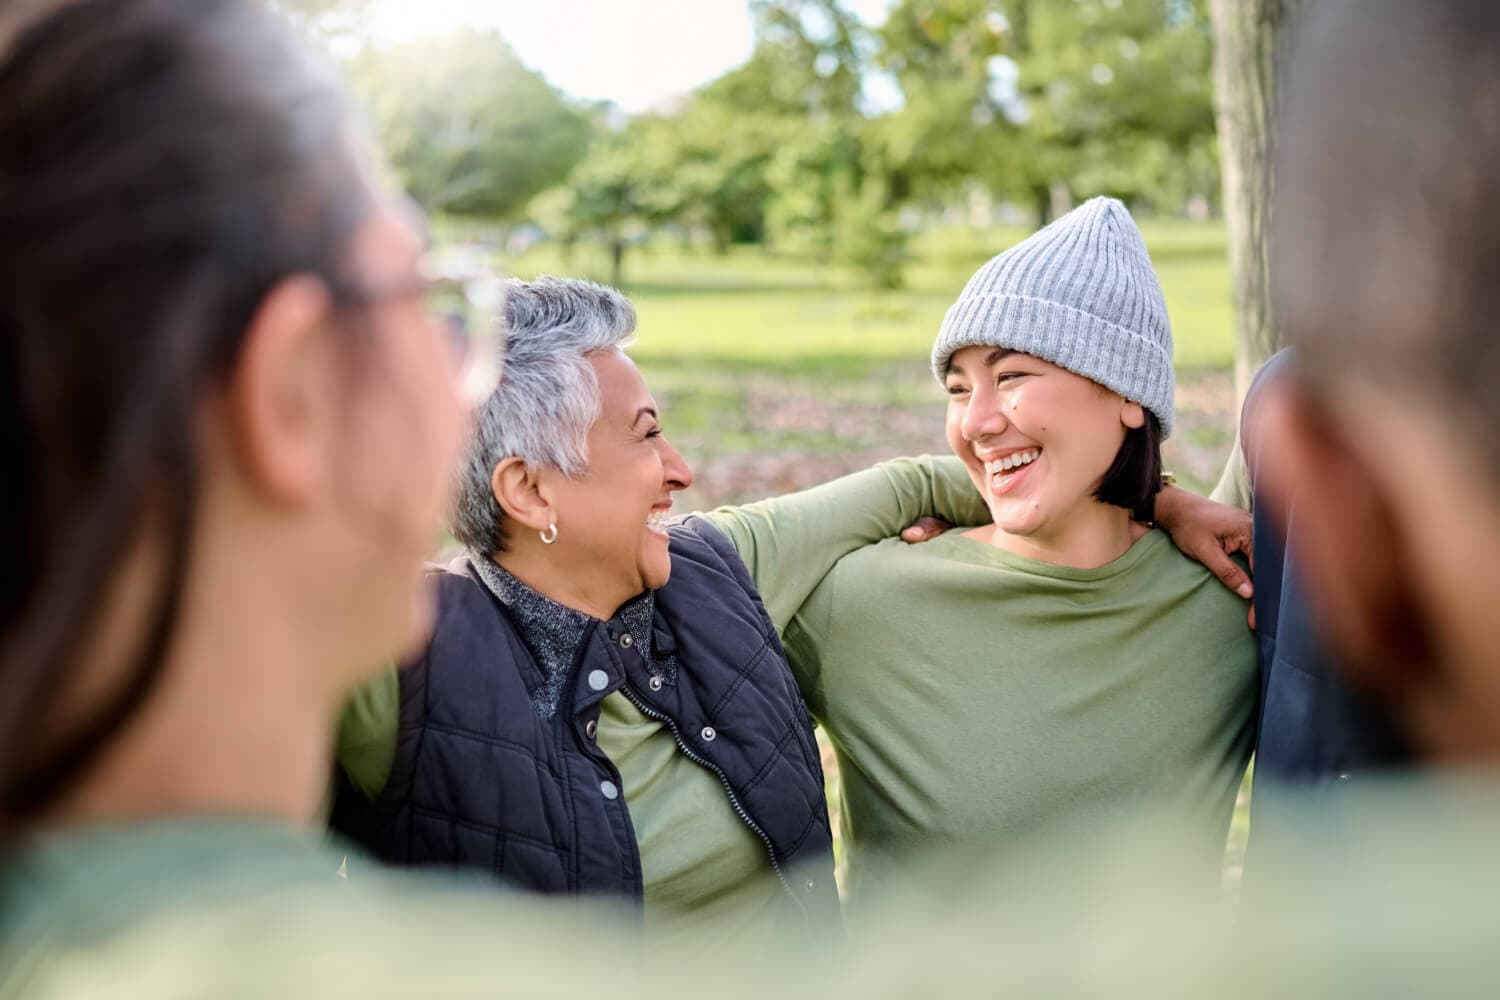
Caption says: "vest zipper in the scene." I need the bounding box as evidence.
[616,683,803,911]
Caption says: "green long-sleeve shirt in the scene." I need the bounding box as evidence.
[704,465,1257,908]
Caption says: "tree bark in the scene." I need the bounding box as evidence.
[1032,184,1053,228]
[610,238,626,289]
[1209,0,1299,398]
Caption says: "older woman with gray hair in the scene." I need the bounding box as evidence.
[332,276,986,946]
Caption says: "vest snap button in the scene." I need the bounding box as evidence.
[600,780,619,800]
[648,675,664,692]
[585,719,597,740]
[701,726,717,742]
[587,669,609,692]
[618,633,633,649]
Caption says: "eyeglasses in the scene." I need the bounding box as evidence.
[332,249,506,407]
[418,250,506,406]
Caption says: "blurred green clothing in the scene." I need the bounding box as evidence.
[0,815,646,999]
[707,465,1257,907]
[7,784,1500,997]
[701,456,989,632]
[0,818,351,936]
[336,456,982,930]
[0,818,366,995]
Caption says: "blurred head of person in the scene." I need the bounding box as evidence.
[930,198,1169,568]
[1262,0,1500,759]
[452,277,694,620]
[0,0,476,835]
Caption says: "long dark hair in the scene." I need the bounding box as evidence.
[0,0,370,834]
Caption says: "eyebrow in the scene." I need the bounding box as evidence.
[631,406,659,429]
[946,348,1018,378]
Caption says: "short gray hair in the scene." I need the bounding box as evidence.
[452,276,637,553]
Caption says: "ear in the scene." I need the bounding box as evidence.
[1119,399,1146,430]
[490,457,555,536]
[1256,382,1436,705]
[225,275,338,504]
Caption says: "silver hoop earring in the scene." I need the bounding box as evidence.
[539,523,558,545]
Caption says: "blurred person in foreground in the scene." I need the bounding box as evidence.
[1209,349,1413,851]
[332,275,1251,943]
[1254,0,1500,769]
[1169,0,1496,904]
[0,0,640,993]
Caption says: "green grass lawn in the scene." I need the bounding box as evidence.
[503,219,1236,376]
[502,220,1241,497]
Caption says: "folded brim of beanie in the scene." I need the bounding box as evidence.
[931,292,1176,439]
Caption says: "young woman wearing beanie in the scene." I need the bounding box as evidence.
[705,198,1257,907]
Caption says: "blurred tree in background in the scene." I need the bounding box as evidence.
[349,29,591,222]
[1210,0,1298,395]
[298,1,1225,291]
[873,0,1216,223]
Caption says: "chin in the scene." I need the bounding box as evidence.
[642,563,672,592]
[993,509,1046,538]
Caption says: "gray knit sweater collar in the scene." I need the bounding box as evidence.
[467,555,659,720]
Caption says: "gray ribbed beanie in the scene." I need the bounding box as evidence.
[930,197,1175,437]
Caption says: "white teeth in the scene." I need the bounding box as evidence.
[983,450,1039,476]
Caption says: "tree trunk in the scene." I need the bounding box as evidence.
[1032,185,1053,228]
[609,238,626,289]
[1209,0,1298,398]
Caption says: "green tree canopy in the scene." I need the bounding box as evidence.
[877,0,1216,221]
[350,28,592,221]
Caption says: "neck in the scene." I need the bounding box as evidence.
[985,499,1145,569]
[494,542,624,621]
[50,519,351,832]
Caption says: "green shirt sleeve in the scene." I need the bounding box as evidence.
[1209,427,1253,512]
[700,454,987,633]
[335,667,400,803]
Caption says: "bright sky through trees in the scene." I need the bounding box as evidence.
[369,0,895,112]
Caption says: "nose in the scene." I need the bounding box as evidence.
[961,384,1008,443]
[661,436,694,492]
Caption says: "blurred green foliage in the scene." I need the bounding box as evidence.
[330,0,1220,290]
[349,29,592,220]
[502,219,1235,374]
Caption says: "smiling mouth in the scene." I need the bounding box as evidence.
[646,508,673,537]
[982,449,1041,492]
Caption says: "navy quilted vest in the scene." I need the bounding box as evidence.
[332,517,840,926]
